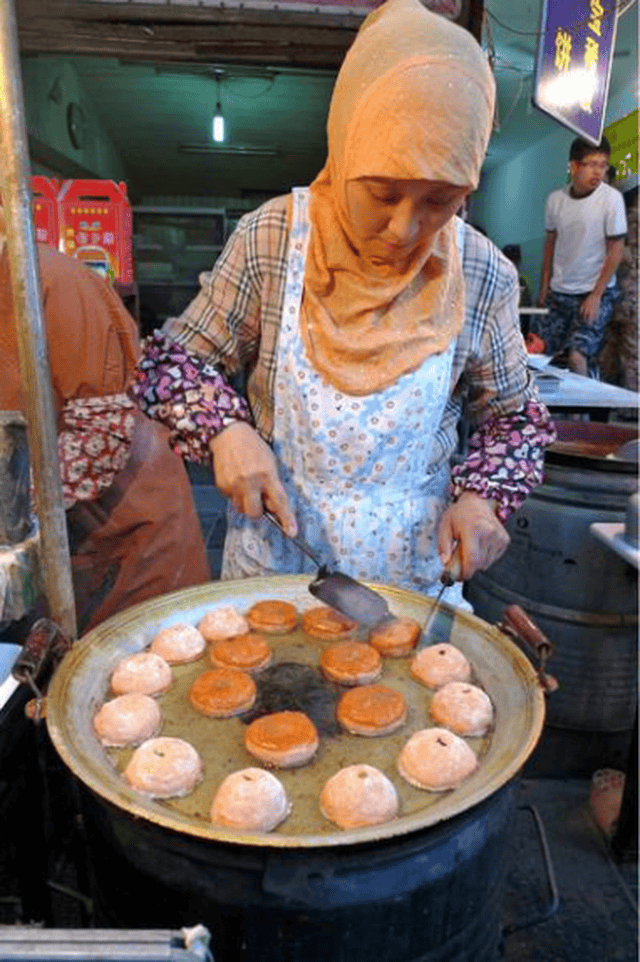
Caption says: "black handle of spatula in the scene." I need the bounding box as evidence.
[263,510,325,569]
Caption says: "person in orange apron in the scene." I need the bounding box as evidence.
[131,0,556,596]
[0,235,210,635]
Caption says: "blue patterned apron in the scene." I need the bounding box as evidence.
[222,188,465,606]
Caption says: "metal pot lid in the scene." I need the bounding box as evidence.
[46,576,545,849]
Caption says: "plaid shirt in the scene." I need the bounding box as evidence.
[163,195,292,441]
[138,195,555,520]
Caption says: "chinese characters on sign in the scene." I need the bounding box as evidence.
[533,0,618,145]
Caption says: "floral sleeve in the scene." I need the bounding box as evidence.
[449,398,557,522]
[56,396,135,508]
[129,330,252,463]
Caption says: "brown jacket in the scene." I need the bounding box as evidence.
[0,245,210,634]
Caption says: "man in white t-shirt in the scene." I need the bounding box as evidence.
[536,136,627,376]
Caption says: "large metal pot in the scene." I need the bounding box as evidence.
[47,576,545,962]
[467,421,638,743]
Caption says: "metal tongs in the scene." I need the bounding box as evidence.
[263,510,392,628]
[419,538,461,647]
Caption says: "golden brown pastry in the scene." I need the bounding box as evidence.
[301,606,358,640]
[320,641,382,685]
[368,617,421,657]
[337,683,407,736]
[189,667,257,717]
[246,600,299,635]
[244,710,320,768]
[209,633,273,673]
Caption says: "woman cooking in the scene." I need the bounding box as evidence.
[131,0,556,609]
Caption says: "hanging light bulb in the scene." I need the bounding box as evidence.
[212,72,225,144]
[213,107,225,143]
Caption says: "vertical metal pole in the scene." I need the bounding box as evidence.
[0,0,77,640]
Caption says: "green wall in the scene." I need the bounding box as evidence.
[20,57,127,183]
[468,11,638,297]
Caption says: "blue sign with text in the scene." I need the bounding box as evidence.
[533,0,618,145]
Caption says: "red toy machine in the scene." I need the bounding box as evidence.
[31,176,60,247]
[57,179,133,283]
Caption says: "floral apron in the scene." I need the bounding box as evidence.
[222,188,465,606]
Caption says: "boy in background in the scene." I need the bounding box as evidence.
[536,136,627,376]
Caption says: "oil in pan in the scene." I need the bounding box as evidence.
[105,621,492,837]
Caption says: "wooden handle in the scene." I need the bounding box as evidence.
[442,538,462,584]
[12,618,72,687]
[499,605,558,694]
[502,604,554,658]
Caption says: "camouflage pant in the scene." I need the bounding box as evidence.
[533,288,618,363]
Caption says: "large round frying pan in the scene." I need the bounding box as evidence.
[46,576,545,849]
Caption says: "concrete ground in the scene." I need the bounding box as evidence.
[502,778,637,962]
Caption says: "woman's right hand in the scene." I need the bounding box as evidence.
[209,422,298,537]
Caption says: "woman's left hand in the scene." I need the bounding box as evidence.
[437,492,510,581]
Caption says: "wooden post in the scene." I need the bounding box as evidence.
[0,0,77,640]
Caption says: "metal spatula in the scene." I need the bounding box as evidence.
[263,511,392,628]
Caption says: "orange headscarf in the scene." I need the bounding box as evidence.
[302,0,495,396]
